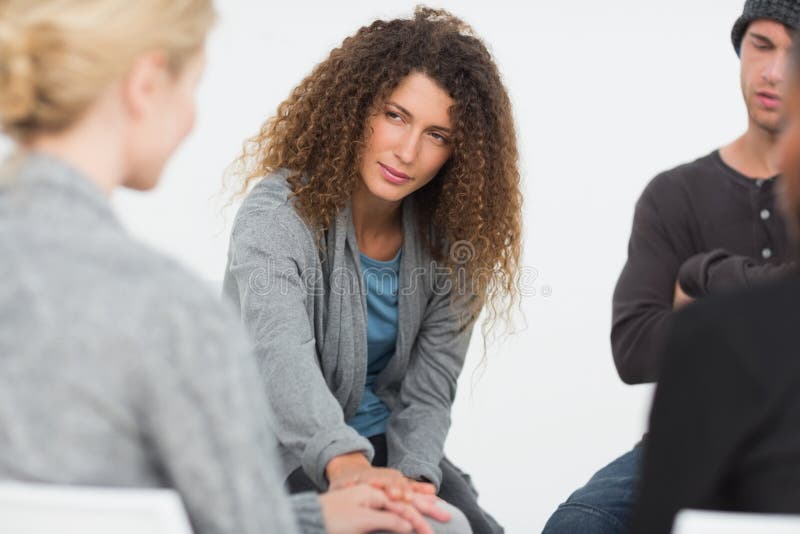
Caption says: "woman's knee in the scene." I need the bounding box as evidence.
[430,501,473,534]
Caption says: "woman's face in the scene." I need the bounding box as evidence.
[358,72,454,205]
[125,49,206,191]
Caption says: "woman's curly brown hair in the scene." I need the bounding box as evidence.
[233,6,522,331]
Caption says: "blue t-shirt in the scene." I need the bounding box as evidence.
[346,249,401,437]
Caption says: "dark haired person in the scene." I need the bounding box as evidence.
[544,1,800,532]
[223,7,522,534]
[629,30,800,533]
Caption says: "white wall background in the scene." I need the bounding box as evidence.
[0,1,749,531]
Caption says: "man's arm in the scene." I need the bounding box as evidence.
[678,249,796,297]
[611,181,691,384]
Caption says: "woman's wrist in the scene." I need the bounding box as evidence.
[325,451,371,481]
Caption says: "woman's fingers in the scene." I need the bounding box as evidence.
[331,465,438,508]
[384,500,436,534]
[410,480,437,494]
[363,471,415,501]
[324,483,453,534]
[358,484,392,507]
[410,493,452,523]
[321,485,415,534]
[348,485,431,534]
[381,478,435,502]
[358,509,415,534]
[386,484,411,501]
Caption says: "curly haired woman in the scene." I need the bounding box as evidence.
[223,7,522,533]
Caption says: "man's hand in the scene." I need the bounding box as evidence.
[673,279,695,310]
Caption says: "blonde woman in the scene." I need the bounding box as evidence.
[0,2,466,534]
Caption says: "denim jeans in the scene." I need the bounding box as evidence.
[542,443,643,534]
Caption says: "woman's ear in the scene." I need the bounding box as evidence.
[120,51,169,120]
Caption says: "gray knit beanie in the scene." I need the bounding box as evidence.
[732,0,800,55]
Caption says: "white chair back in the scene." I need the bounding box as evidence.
[0,482,193,534]
[673,509,800,533]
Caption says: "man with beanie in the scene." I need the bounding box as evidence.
[543,2,800,533]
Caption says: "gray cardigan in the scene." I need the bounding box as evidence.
[223,169,475,490]
[0,154,324,534]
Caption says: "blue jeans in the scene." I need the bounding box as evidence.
[542,443,643,534]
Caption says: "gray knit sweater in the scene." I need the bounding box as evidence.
[223,170,475,490]
[0,154,324,534]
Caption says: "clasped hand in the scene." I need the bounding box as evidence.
[321,452,449,534]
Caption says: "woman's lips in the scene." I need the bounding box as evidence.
[378,162,411,185]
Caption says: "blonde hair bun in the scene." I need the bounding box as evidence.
[0,21,38,125]
[0,0,215,142]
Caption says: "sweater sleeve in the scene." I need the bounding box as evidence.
[677,249,796,297]
[629,302,762,534]
[611,180,690,384]
[290,493,327,534]
[385,287,475,490]
[223,205,372,489]
[136,288,310,534]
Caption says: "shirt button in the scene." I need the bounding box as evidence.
[762,247,773,259]
[761,209,771,220]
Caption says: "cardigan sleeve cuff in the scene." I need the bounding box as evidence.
[290,492,326,534]
[301,425,374,490]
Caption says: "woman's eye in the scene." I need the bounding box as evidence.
[386,111,403,121]
[430,132,449,144]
